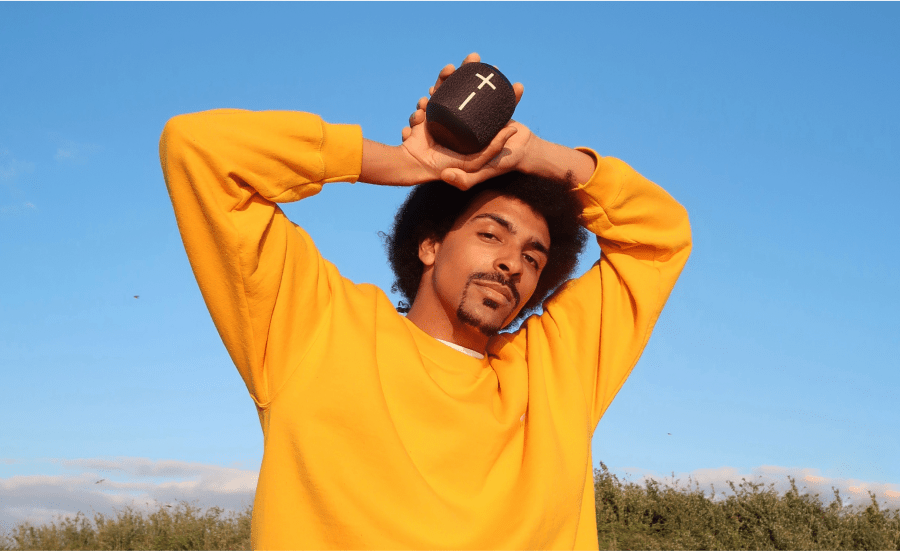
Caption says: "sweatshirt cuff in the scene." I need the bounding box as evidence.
[572,147,626,233]
[321,122,363,184]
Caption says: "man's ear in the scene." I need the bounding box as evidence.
[418,235,439,267]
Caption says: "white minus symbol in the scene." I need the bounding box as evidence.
[458,92,476,111]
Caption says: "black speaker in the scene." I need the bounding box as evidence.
[426,62,516,154]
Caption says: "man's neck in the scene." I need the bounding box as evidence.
[405,299,490,353]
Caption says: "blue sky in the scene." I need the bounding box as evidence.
[2,2,898,529]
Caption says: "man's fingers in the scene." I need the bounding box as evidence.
[432,54,481,98]
[412,96,428,129]
[401,126,412,141]
[440,168,470,190]
[432,64,456,95]
[438,64,455,81]
[440,126,517,189]
[473,126,517,167]
[513,82,524,106]
[431,54,481,100]
[461,52,480,66]
[440,163,498,191]
[408,109,425,128]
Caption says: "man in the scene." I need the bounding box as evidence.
[160,54,691,549]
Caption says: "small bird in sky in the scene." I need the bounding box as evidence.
[95,479,105,484]
[667,433,672,436]
[133,295,139,299]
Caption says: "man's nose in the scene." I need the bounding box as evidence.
[495,249,522,277]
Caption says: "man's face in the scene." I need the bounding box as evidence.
[420,192,551,338]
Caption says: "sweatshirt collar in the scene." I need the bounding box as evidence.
[435,339,485,359]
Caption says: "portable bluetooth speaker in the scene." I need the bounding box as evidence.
[426,62,517,154]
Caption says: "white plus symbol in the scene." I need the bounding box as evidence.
[476,72,496,90]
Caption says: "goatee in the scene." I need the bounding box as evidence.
[455,272,520,336]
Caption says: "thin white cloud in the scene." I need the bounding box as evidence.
[609,464,900,511]
[0,150,36,218]
[0,457,256,534]
[0,149,35,181]
[0,202,37,217]
[53,140,102,162]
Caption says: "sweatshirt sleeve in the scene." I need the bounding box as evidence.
[514,148,692,429]
[159,109,363,407]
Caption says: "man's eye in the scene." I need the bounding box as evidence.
[524,254,539,268]
[479,232,497,240]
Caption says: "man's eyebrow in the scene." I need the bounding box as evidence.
[471,213,549,255]
[528,239,549,256]
[472,213,514,233]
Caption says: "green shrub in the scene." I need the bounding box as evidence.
[594,462,900,550]
[0,501,251,550]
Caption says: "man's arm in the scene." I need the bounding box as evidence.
[507,152,692,429]
[158,76,523,406]
[159,109,363,405]
[358,133,517,187]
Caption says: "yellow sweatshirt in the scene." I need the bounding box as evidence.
[159,109,691,549]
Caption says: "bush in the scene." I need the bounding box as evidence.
[0,501,251,551]
[594,462,900,550]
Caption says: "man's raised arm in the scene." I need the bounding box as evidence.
[508,148,692,430]
[160,109,363,405]
[158,87,522,405]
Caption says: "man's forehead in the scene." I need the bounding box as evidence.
[459,192,550,245]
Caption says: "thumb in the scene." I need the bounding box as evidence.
[440,163,503,190]
[440,168,469,190]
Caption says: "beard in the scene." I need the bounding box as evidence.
[455,272,521,336]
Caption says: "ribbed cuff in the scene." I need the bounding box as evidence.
[572,147,625,213]
[321,122,363,184]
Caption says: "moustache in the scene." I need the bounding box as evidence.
[467,272,520,307]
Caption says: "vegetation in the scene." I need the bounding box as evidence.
[0,502,250,551]
[2,465,897,550]
[594,463,900,550]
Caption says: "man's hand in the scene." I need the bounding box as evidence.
[360,53,595,189]
[400,53,534,190]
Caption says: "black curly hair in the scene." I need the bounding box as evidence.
[384,171,588,324]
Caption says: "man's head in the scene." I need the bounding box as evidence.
[386,172,587,337]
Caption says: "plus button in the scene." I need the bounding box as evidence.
[475,72,496,90]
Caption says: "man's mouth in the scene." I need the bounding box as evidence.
[467,272,520,308]
[474,280,514,305]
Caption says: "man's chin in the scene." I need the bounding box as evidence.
[456,301,510,336]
